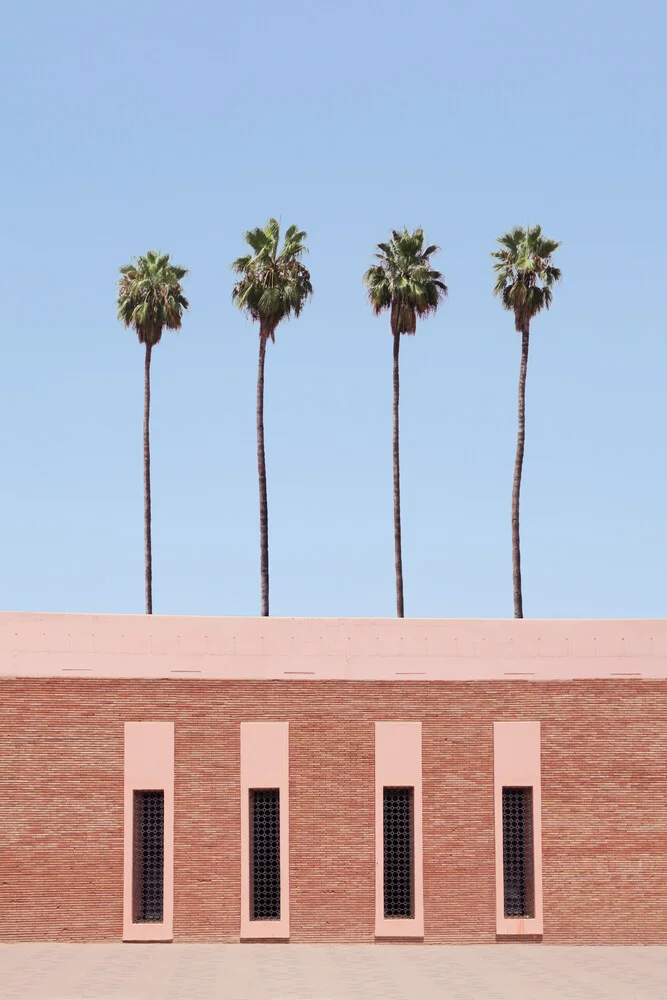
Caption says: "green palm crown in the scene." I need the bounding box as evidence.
[231,218,313,341]
[492,225,561,333]
[117,250,189,346]
[363,227,448,335]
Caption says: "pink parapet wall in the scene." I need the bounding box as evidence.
[0,612,665,681]
[123,721,174,942]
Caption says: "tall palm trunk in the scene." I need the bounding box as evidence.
[257,327,270,616]
[393,329,405,618]
[512,327,530,618]
[143,342,153,615]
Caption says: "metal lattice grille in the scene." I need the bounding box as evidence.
[383,787,414,918]
[502,786,534,918]
[133,790,164,923]
[250,789,280,920]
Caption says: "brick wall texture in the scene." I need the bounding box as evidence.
[1,678,665,944]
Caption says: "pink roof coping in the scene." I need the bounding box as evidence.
[0,611,665,681]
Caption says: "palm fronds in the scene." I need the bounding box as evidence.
[363,227,447,335]
[231,218,312,340]
[492,225,561,332]
[117,250,189,346]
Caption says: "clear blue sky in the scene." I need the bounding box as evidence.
[0,0,664,620]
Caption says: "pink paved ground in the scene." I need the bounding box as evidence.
[1,944,665,999]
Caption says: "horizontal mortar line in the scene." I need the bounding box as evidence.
[2,668,665,681]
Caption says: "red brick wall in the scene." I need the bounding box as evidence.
[1,678,665,944]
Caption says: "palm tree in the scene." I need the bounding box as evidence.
[231,219,312,617]
[364,228,447,618]
[492,225,561,618]
[117,250,189,615]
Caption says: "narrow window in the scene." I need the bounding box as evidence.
[502,787,535,918]
[133,790,164,923]
[250,789,280,920]
[383,787,414,918]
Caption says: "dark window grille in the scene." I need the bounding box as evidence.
[250,789,280,920]
[383,786,414,918]
[133,790,164,923]
[502,786,535,918]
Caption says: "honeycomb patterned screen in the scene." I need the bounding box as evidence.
[250,789,281,920]
[133,790,164,923]
[502,786,534,918]
[383,787,414,918]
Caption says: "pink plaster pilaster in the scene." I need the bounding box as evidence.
[240,722,289,940]
[123,721,174,942]
[374,722,424,938]
[493,721,543,936]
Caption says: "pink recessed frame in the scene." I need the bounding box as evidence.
[123,721,174,942]
[240,721,290,940]
[493,721,543,936]
[374,721,424,938]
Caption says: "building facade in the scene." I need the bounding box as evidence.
[1,612,666,944]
